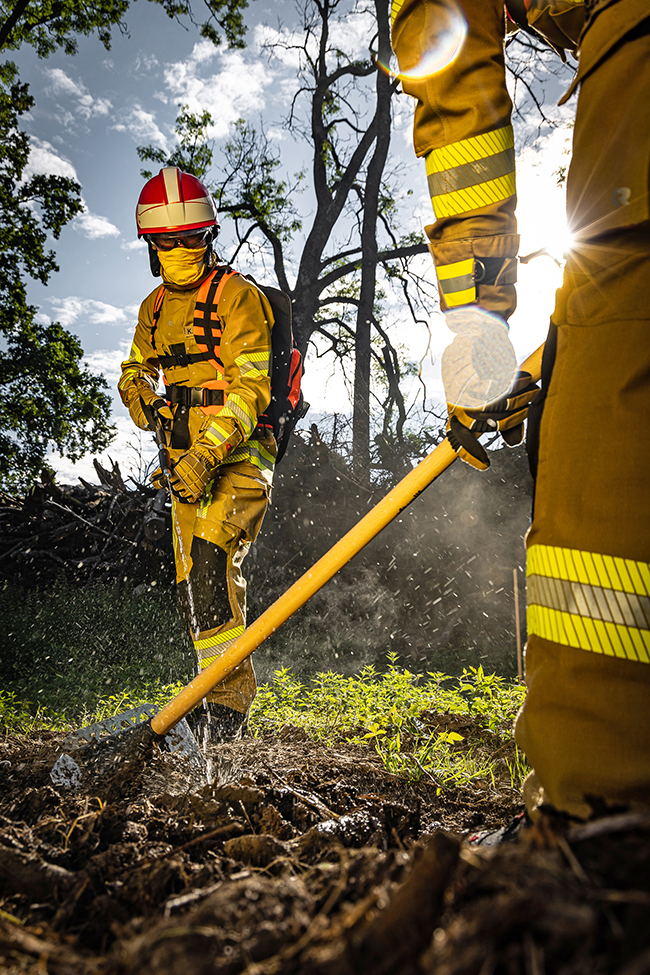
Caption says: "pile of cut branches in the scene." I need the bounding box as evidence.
[0,461,174,590]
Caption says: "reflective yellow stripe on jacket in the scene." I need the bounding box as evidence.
[425,125,516,219]
[436,257,476,308]
[527,544,650,663]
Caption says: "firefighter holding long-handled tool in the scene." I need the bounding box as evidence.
[118,167,276,745]
[391,0,650,819]
[50,2,650,792]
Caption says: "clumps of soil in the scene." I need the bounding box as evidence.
[1,727,649,974]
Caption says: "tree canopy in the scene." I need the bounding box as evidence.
[0,62,114,490]
[0,0,249,57]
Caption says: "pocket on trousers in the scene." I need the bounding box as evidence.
[224,471,269,542]
[198,469,269,547]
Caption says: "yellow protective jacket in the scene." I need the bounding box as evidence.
[391,0,650,319]
[119,264,276,482]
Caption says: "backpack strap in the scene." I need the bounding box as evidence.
[194,266,239,369]
[150,286,166,352]
[150,267,236,369]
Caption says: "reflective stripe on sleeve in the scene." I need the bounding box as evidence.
[390,0,405,30]
[436,257,476,307]
[426,126,515,218]
[129,343,145,365]
[226,441,276,480]
[118,365,143,392]
[220,393,256,437]
[235,351,271,380]
[527,544,650,663]
[205,421,231,447]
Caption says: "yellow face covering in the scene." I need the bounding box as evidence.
[158,245,208,287]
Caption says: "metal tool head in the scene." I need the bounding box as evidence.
[51,703,206,790]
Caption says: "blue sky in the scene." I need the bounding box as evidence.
[14,1,576,482]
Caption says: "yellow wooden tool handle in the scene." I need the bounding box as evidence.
[151,342,544,736]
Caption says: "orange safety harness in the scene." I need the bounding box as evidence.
[150,264,305,460]
[150,266,238,415]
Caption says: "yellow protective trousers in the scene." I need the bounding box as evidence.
[516,228,650,819]
[515,18,650,819]
[171,460,270,714]
[394,0,650,817]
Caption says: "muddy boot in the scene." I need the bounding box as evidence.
[467,810,529,847]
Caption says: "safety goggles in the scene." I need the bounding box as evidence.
[146,228,211,250]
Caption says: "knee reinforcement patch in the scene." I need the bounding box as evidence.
[176,537,232,633]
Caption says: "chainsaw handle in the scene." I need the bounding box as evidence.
[151,342,545,737]
[154,417,171,479]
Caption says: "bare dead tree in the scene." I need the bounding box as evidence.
[137,7,574,483]
[213,0,431,482]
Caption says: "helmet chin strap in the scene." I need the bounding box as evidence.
[148,241,161,278]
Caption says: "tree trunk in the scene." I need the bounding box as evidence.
[352,0,392,482]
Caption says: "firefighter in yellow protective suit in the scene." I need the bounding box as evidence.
[392,0,650,819]
[119,167,276,743]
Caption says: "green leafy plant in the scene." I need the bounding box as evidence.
[249,657,529,791]
[0,689,69,733]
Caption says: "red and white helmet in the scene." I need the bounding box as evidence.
[136,167,219,237]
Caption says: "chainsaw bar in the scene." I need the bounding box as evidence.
[51,703,206,789]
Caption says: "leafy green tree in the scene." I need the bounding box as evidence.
[0,62,114,491]
[138,107,219,181]
[0,0,248,56]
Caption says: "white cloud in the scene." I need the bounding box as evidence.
[44,67,85,99]
[73,211,121,239]
[84,339,131,382]
[253,24,303,71]
[48,415,159,487]
[24,138,78,181]
[188,39,218,65]
[23,140,122,240]
[163,48,270,139]
[48,340,158,485]
[133,53,160,73]
[43,68,112,120]
[328,7,376,59]
[254,8,375,74]
[111,104,169,149]
[122,238,147,251]
[45,297,131,329]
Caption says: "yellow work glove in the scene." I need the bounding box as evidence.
[151,447,213,502]
[446,370,541,471]
[441,306,520,471]
[441,307,517,409]
[126,378,173,432]
[168,447,215,502]
[464,370,541,445]
[151,424,243,502]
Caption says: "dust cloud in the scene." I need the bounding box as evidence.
[248,434,533,681]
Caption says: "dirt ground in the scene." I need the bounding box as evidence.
[1,726,649,975]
